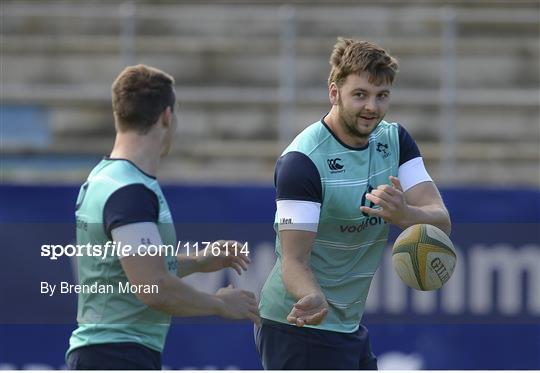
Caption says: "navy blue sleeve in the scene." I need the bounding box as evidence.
[398,124,422,166]
[103,184,159,240]
[274,151,322,203]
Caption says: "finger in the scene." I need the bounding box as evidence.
[254,316,262,327]
[296,318,305,327]
[360,206,383,217]
[290,308,314,319]
[286,306,302,323]
[304,308,328,325]
[365,193,390,210]
[242,290,256,300]
[389,176,403,192]
[237,244,251,263]
[304,313,322,325]
[370,189,393,203]
[234,256,249,271]
[286,313,298,325]
[248,311,261,326]
[226,284,234,289]
[293,301,312,310]
[248,310,261,326]
[238,254,250,266]
[241,253,251,264]
[248,302,260,314]
[377,184,397,196]
[230,262,243,275]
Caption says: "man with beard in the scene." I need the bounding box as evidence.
[256,38,451,370]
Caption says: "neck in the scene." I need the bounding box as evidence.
[109,130,161,177]
[325,106,369,148]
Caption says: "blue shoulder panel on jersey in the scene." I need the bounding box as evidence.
[398,124,421,166]
[275,151,322,203]
[103,184,159,240]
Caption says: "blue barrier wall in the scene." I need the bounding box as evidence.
[1,185,539,369]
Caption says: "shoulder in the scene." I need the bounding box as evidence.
[371,120,400,138]
[275,151,322,203]
[103,184,160,239]
[368,121,422,166]
[396,123,422,166]
[86,159,158,196]
[283,120,331,157]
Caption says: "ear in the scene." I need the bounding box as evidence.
[161,106,173,128]
[329,82,339,106]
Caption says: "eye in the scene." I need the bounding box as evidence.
[378,92,389,99]
[354,92,366,98]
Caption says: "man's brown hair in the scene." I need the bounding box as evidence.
[112,64,176,134]
[328,37,399,88]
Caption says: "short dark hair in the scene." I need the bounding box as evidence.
[112,64,176,134]
[328,37,399,87]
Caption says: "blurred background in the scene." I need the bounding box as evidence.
[2,0,539,185]
[1,0,539,370]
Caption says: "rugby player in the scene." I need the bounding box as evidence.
[256,38,451,370]
[66,65,260,370]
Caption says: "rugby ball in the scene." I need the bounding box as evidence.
[392,224,456,291]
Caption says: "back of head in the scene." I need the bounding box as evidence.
[112,64,176,134]
[328,37,399,87]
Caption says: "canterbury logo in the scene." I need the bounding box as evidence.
[327,158,344,171]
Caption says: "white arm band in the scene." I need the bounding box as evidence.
[276,200,321,232]
[111,222,163,258]
[398,157,433,192]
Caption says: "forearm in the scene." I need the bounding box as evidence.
[176,254,200,278]
[282,259,324,300]
[402,204,451,235]
[140,273,223,317]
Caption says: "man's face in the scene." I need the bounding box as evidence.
[333,72,391,141]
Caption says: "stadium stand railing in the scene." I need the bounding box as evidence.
[1,1,539,185]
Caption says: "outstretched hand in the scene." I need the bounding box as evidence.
[287,293,328,327]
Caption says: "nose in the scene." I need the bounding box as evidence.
[364,96,378,114]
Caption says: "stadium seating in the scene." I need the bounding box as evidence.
[2,1,539,185]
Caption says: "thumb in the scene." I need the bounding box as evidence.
[389,176,403,192]
[294,294,316,310]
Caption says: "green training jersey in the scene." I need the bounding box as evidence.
[260,119,407,333]
[67,158,177,355]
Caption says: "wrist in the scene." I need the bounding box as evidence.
[176,254,201,277]
[213,294,226,317]
[193,256,205,271]
[295,289,325,303]
[398,204,416,230]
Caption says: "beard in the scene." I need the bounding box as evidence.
[337,99,382,141]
